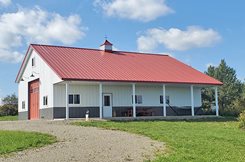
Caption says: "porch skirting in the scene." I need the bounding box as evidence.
[19,106,205,120]
[112,107,164,117]
[40,108,54,119]
[112,106,203,117]
[53,107,100,119]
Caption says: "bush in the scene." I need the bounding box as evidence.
[0,104,18,116]
[238,110,245,129]
[0,94,18,116]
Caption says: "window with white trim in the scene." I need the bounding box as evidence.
[32,57,35,67]
[69,94,80,104]
[22,101,25,109]
[132,95,143,104]
[160,95,170,104]
[43,96,48,106]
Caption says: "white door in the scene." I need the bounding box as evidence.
[103,94,112,117]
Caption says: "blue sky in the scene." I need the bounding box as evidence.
[0,0,244,99]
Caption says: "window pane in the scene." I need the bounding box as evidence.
[137,95,142,104]
[160,95,163,104]
[104,96,110,106]
[69,95,73,104]
[45,96,48,105]
[132,95,142,104]
[74,95,80,104]
[22,101,25,109]
[166,96,170,104]
[32,58,35,66]
[43,96,45,105]
[160,95,170,104]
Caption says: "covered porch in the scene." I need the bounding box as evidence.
[53,81,219,119]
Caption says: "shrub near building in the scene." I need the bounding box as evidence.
[239,110,245,129]
[0,94,18,116]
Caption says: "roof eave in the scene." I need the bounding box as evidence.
[15,45,33,83]
[61,78,223,86]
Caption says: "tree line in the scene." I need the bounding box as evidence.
[202,59,245,116]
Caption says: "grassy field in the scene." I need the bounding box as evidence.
[0,116,18,121]
[0,130,56,155]
[74,119,245,162]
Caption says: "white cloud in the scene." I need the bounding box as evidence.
[0,49,23,63]
[137,26,221,52]
[0,0,11,7]
[0,6,85,63]
[94,0,173,22]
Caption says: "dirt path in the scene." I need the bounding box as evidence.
[0,120,164,162]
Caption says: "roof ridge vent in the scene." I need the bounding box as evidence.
[100,39,113,52]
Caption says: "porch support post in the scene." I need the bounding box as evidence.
[99,83,103,118]
[190,85,194,116]
[65,82,69,120]
[132,83,136,117]
[215,86,219,116]
[163,84,166,117]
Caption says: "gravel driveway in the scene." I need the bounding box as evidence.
[0,120,164,162]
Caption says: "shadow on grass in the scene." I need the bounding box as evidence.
[107,116,238,123]
[176,117,237,122]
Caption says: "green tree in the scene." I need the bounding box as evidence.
[203,59,243,116]
[233,83,245,114]
[0,94,18,116]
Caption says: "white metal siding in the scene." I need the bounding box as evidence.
[18,78,28,112]
[53,84,202,108]
[136,85,161,106]
[166,87,201,107]
[54,84,99,107]
[103,85,132,107]
[18,50,62,112]
[130,85,201,107]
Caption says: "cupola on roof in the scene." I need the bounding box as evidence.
[100,40,113,52]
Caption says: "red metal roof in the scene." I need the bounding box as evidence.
[20,44,222,85]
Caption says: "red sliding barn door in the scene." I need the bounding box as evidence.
[29,79,40,120]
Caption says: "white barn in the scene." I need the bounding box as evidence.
[16,40,222,120]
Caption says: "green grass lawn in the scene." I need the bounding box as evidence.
[0,130,56,155]
[0,116,18,121]
[74,120,245,162]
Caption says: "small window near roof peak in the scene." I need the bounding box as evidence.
[32,57,35,67]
